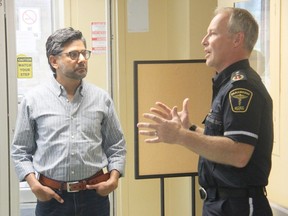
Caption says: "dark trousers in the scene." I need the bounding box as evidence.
[35,190,110,216]
[202,195,272,216]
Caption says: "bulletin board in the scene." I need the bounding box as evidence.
[134,59,214,179]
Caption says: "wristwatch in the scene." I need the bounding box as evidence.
[189,124,197,131]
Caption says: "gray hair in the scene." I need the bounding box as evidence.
[215,7,259,53]
[46,27,87,73]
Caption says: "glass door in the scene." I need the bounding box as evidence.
[14,1,63,215]
[15,0,59,102]
[1,0,18,215]
[5,0,114,215]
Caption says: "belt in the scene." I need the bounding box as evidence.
[199,186,267,201]
[39,170,110,192]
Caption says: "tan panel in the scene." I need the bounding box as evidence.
[135,60,214,177]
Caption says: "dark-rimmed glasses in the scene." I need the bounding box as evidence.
[60,50,91,60]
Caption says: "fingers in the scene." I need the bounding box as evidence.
[155,102,172,113]
[149,102,173,120]
[138,129,158,137]
[137,113,159,131]
[144,137,160,143]
[36,186,64,203]
[150,107,170,119]
[171,106,178,117]
[137,114,161,143]
[137,122,155,132]
[183,98,189,111]
[53,192,64,203]
[137,113,164,134]
[142,113,165,124]
[46,187,64,203]
[86,182,112,197]
[86,184,96,190]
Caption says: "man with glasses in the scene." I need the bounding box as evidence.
[11,27,126,216]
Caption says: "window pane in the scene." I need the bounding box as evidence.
[235,0,270,89]
[15,0,53,102]
[15,0,54,215]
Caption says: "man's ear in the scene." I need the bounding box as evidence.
[233,32,245,48]
[49,55,58,70]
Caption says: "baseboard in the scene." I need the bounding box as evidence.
[271,203,288,216]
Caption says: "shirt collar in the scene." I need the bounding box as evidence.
[48,75,84,97]
[213,59,250,88]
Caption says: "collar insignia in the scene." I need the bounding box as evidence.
[231,71,247,83]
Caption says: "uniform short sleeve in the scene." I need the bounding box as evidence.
[222,84,263,146]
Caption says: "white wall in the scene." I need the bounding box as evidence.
[268,0,288,210]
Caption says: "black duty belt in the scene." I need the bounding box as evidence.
[199,186,267,201]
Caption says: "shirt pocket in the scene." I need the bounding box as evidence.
[204,111,224,136]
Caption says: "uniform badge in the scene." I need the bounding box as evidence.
[229,88,253,113]
[231,71,247,83]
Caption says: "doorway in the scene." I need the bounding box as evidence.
[1,0,114,215]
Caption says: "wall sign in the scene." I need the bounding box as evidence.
[91,22,107,54]
[17,54,33,78]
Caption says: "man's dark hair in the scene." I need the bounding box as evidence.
[46,27,87,73]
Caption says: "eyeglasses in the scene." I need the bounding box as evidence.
[61,50,91,60]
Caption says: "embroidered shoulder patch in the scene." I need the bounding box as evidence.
[231,71,247,83]
[229,88,253,113]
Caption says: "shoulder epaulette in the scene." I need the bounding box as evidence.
[231,70,247,83]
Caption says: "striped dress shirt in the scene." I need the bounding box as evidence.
[11,76,126,182]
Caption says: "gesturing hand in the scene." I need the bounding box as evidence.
[137,106,183,144]
[150,98,191,129]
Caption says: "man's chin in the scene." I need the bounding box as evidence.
[77,70,87,78]
[205,59,211,67]
[72,73,87,80]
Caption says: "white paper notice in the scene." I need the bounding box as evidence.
[127,0,149,32]
[91,22,107,54]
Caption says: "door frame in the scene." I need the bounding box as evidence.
[2,0,116,215]
[0,0,18,215]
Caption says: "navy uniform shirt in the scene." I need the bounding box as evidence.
[198,59,273,188]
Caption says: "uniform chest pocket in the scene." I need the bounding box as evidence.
[204,112,224,136]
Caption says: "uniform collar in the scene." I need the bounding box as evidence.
[213,59,250,88]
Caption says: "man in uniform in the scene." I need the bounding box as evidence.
[137,7,273,216]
